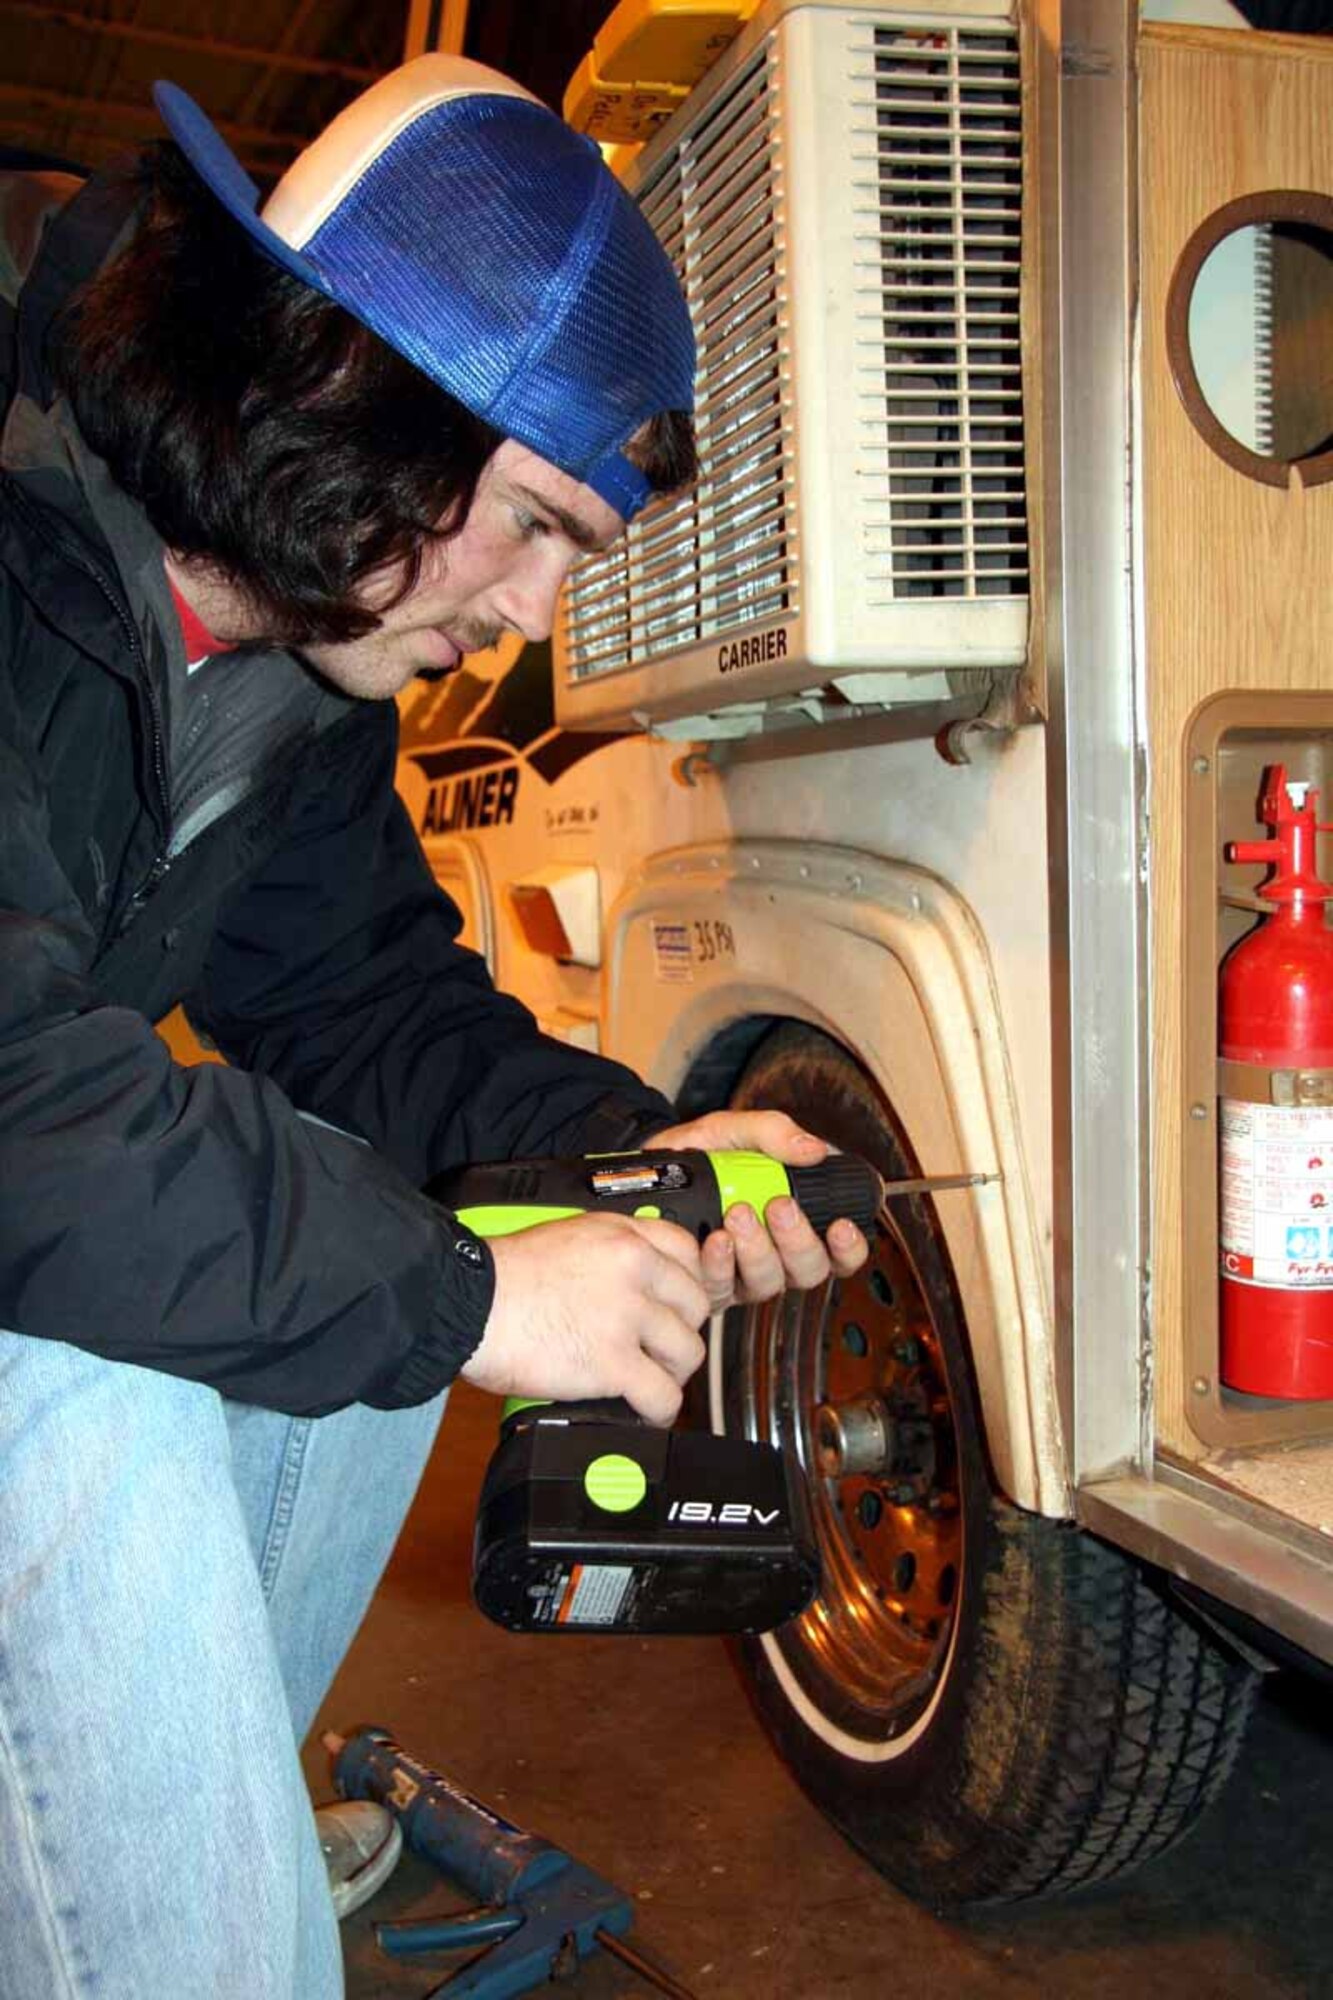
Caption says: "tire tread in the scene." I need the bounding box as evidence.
[962,1526,1260,1904]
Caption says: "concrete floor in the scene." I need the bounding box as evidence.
[305,1383,1333,2000]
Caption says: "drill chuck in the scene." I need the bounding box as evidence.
[785,1155,883,1233]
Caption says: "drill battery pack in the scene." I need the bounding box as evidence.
[473,1401,820,1636]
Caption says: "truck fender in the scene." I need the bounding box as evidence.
[603,837,1066,1515]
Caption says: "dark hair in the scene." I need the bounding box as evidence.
[628,407,697,494]
[57,145,698,644]
[55,145,501,643]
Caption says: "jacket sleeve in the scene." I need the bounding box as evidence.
[189,702,679,1188]
[0,693,498,1417]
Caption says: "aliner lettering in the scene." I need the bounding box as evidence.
[421,763,520,835]
[717,627,788,674]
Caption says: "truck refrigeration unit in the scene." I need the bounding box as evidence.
[394,0,1333,1908]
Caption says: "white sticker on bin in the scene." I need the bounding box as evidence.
[1221,1098,1333,1288]
[651,921,693,983]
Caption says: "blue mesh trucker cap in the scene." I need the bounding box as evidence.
[153,56,696,522]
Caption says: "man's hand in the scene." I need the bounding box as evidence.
[460,1211,709,1425]
[644,1109,872,1313]
[458,1110,872,1426]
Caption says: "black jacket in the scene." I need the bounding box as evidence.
[0,163,675,1416]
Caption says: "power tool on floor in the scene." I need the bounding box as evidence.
[330,1723,698,1999]
[426,1146,883,1638]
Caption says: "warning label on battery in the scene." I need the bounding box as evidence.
[558,1563,634,1626]
[1221,1098,1333,1287]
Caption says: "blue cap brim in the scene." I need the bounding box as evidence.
[153,82,328,296]
[152,78,683,523]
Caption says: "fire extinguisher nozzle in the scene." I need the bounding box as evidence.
[1227,839,1281,865]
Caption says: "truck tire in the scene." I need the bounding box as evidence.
[714,1020,1261,1908]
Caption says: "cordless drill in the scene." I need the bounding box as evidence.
[426,1147,882,1638]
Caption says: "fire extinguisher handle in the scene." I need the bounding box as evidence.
[1228,838,1282,863]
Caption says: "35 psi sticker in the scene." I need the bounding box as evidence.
[651,917,739,982]
[691,919,735,964]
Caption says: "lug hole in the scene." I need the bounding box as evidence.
[856,1489,884,1530]
[868,1268,896,1308]
[842,1322,869,1358]
[893,1551,916,1593]
[937,1564,957,1607]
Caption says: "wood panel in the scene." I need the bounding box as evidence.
[1141,24,1333,1454]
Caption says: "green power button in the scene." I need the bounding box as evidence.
[584,1452,648,1513]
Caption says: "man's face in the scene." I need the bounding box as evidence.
[298,439,625,699]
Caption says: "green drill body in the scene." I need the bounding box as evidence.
[431,1145,881,1244]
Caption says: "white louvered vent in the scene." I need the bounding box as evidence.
[858,22,1027,602]
[562,44,792,682]
[557,2,1028,735]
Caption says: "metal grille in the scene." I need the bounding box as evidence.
[857,21,1027,601]
[1254,222,1275,458]
[562,46,794,682]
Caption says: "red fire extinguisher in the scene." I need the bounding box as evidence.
[1219,764,1333,1397]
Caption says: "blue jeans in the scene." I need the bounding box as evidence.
[0,1330,448,1999]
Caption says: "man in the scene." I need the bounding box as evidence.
[0,56,867,1999]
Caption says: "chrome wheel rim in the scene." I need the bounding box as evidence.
[734,1207,964,1737]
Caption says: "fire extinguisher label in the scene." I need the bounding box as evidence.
[1220,1098,1333,1287]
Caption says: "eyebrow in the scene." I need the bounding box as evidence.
[510,482,614,553]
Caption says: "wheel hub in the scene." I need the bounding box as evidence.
[813,1390,938,1488]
